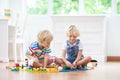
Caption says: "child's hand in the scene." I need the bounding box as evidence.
[65,61,72,68]
[73,61,77,67]
[71,65,76,69]
[39,55,44,58]
[31,57,39,63]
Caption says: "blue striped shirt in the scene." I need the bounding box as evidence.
[26,41,51,57]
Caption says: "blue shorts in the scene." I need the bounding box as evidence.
[66,58,75,63]
[67,55,84,63]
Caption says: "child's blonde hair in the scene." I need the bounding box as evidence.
[37,30,53,43]
[66,25,80,37]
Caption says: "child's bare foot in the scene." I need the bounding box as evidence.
[32,62,43,68]
[77,65,82,68]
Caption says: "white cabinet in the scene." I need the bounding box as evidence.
[0,19,9,62]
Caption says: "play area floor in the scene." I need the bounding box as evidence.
[0,62,120,80]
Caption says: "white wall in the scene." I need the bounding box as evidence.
[0,0,9,17]
[1,0,120,61]
[106,16,120,56]
[0,0,25,25]
[24,15,53,46]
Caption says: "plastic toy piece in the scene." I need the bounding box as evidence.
[21,64,24,69]
[33,68,40,71]
[46,67,58,72]
[15,63,20,67]
[11,68,18,71]
[27,67,59,72]
[25,59,28,67]
[63,64,67,70]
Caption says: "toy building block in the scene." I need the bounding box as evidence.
[63,64,67,70]
[46,67,58,72]
[25,58,28,67]
[33,68,40,71]
[15,63,20,67]
[11,67,19,71]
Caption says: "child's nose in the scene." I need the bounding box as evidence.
[70,36,74,39]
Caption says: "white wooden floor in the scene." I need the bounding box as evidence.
[0,62,120,80]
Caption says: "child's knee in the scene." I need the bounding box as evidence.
[87,56,92,62]
[56,58,64,63]
[32,62,42,68]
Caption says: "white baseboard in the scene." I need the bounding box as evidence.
[0,57,9,62]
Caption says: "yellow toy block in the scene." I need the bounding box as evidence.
[46,68,58,72]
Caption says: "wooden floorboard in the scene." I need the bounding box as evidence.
[0,62,120,80]
[107,56,120,62]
